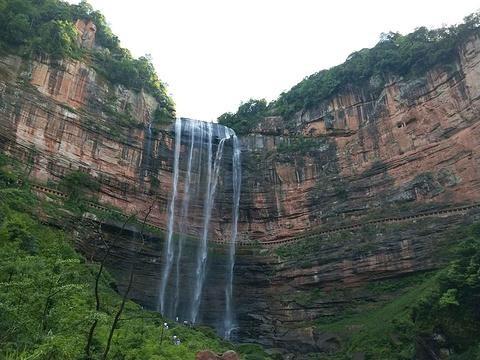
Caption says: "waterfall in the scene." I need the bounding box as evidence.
[191,125,231,324]
[154,119,241,336]
[158,118,182,315]
[190,122,213,322]
[173,120,195,317]
[224,133,241,339]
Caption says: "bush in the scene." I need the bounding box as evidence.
[0,0,175,119]
[276,136,319,155]
[219,12,480,131]
[32,19,81,59]
[2,216,38,254]
[218,99,268,135]
[58,170,100,204]
[236,343,272,360]
[0,168,17,188]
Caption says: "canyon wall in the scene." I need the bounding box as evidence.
[240,35,480,244]
[0,53,236,244]
[2,21,480,357]
[2,34,480,245]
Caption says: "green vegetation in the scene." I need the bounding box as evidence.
[59,170,100,201]
[0,0,175,123]
[218,99,268,135]
[0,0,80,59]
[275,230,353,262]
[315,275,437,360]
[316,226,480,359]
[236,344,278,360]
[276,136,320,155]
[219,12,480,133]
[0,153,269,359]
[275,218,480,359]
[410,224,480,357]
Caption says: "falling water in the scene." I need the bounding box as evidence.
[173,120,196,317]
[224,133,241,339]
[189,122,212,322]
[191,125,231,324]
[154,119,241,336]
[158,118,182,315]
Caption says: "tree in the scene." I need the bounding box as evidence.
[220,11,480,130]
[84,213,137,359]
[218,98,268,134]
[102,203,155,360]
[32,20,81,59]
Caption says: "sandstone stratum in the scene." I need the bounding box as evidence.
[1,10,480,360]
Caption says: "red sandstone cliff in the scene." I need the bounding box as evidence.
[2,22,480,357]
[1,33,480,245]
[240,34,480,244]
[0,20,175,231]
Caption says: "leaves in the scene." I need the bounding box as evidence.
[0,0,175,120]
[439,288,460,307]
[0,153,241,359]
[218,99,268,134]
[219,11,480,131]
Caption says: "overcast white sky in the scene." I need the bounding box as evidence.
[69,1,479,121]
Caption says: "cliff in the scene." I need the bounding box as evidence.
[240,35,480,244]
[0,18,179,230]
[2,17,480,358]
[4,28,480,245]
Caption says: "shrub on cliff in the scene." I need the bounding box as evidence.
[31,20,82,59]
[0,0,80,58]
[58,170,100,210]
[219,11,480,133]
[218,98,268,135]
[0,0,175,120]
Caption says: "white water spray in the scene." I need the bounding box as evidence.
[154,119,241,336]
[224,133,241,339]
[173,120,196,317]
[158,118,182,315]
[191,126,231,324]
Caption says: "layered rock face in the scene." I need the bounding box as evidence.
[3,31,480,245]
[0,47,237,244]
[240,35,480,244]
[73,205,480,356]
[0,52,175,226]
[2,20,480,357]
[234,210,480,354]
[224,34,480,356]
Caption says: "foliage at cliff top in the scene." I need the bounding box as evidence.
[0,0,175,121]
[219,11,480,134]
[218,99,268,135]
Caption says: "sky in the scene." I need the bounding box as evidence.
[68,0,479,121]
